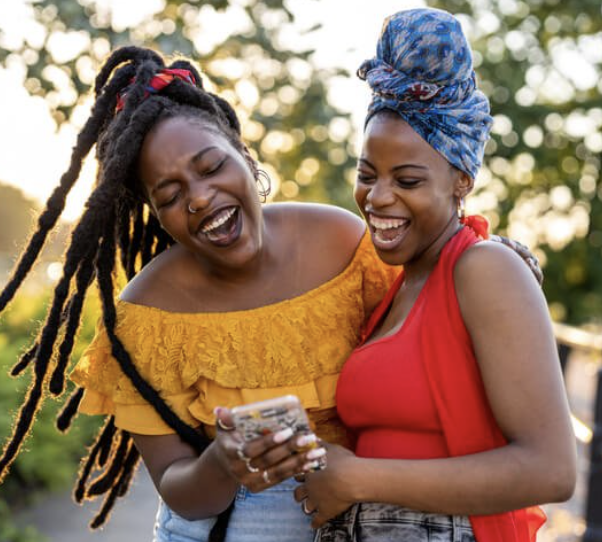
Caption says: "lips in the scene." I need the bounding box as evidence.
[367,213,411,250]
[197,205,242,246]
[200,206,237,234]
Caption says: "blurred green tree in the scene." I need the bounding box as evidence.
[0,0,600,324]
[0,0,357,209]
[430,0,602,324]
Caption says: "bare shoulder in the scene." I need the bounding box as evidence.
[453,239,549,330]
[119,245,185,306]
[266,202,366,261]
[453,240,534,287]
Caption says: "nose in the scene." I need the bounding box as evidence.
[365,178,396,210]
[188,180,216,214]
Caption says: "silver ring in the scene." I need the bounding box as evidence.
[216,418,235,432]
[302,498,313,515]
[262,470,271,484]
[245,459,259,473]
[236,441,250,461]
[236,442,259,473]
[188,203,197,214]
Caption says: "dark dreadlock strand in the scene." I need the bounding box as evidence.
[0,186,111,481]
[50,252,97,395]
[89,437,140,529]
[74,417,116,503]
[10,342,38,377]
[56,386,85,432]
[95,206,208,450]
[0,66,136,314]
[11,283,81,378]
[170,59,204,90]
[116,445,140,497]
[94,47,163,97]
[126,202,145,279]
[87,428,130,496]
[2,46,252,541]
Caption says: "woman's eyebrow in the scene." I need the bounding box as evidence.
[190,145,218,166]
[358,157,427,172]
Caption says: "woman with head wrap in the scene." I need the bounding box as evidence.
[295,8,576,542]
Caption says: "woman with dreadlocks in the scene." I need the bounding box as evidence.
[0,46,399,542]
[0,45,542,542]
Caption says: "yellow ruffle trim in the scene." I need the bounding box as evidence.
[71,230,398,438]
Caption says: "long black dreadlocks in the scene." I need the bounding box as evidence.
[0,45,252,540]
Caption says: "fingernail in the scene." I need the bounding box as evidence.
[303,460,321,472]
[213,406,222,416]
[296,433,317,448]
[273,427,294,444]
[306,447,326,460]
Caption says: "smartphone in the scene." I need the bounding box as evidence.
[231,395,311,442]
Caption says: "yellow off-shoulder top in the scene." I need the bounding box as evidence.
[70,230,398,445]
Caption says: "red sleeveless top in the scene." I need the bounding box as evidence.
[337,219,545,542]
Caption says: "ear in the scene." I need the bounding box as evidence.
[453,170,474,200]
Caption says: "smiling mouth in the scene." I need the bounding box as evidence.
[199,205,241,245]
[368,214,410,246]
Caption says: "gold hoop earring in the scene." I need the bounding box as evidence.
[256,169,272,203]
[457,197,466,220]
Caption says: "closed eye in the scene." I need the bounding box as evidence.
[357,172,376,183]
[201,158,227,177]
[396,179,421,188]
[158,191,180,208]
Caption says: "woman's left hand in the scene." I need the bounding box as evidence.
[294,443,358,528]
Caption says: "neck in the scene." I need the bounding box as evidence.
[403,213,462,286]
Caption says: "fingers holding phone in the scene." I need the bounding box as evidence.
[213,396,327,492]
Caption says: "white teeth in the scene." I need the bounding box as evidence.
[368,215,408,230]
[202,207,236,233]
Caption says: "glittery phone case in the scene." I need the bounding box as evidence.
[231,395,311,442]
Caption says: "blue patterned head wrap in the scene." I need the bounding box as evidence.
[358,8,492,179]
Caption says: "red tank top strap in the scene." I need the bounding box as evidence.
[360,269,405,344]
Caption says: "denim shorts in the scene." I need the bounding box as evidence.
[153,477,313,542]
[315,503,475,542]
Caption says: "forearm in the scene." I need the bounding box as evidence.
[349,443,574,515]
[159,441,239,520]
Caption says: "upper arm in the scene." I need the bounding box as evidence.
[454,242,574,458]
[131,432,198,491]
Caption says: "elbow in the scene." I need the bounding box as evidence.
[535,452,577,504]
[548,462,576,503]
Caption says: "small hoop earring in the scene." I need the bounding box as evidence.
[188,203,198,214]
[457,197,466,221]
[256,169,272,203]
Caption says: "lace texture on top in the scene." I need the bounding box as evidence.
[70,230,398,434]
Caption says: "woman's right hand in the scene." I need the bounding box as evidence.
[212,407,326,493]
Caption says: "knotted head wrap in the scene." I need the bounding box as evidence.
[358,8,493,179]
